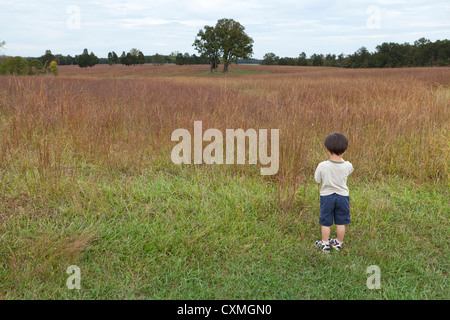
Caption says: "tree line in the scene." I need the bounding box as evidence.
[2,32,448,75]
[262,38,450,68]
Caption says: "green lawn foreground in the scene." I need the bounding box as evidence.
[0,164,448,300]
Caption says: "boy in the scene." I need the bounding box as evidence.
[314,132,354,253]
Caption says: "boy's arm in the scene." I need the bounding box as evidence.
[349,162,354,175]
[314,164,322,184]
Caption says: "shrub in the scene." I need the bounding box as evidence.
[0,56,30,75]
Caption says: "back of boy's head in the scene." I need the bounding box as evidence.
[324,132,348,155]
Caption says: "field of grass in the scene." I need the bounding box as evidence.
[0,64,448,299]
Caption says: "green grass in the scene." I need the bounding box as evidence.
[1,164,447,299]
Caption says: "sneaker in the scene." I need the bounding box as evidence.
[315,240,330,253]
[330,239,344,251]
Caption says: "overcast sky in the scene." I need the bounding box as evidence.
[1,0,449,59]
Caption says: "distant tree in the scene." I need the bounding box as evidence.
[126,52,132,66]
[120,51,128,66]
[297,52,308,66]
[175,52,185,65]
[0,56,30,75]
[152,53,165,65]
[356,47,370,67]
[88,52,98,67]
[47,61,58,75]
[324,53,336,66]
[41,50,55,67]
[278,57,296,65]
[434,39,450,66]
[137,51,145,65]
[76,49,90,68]
[183,52,192,64]
[76,49,98,68]
[413,37,432,66]
[112,51,119,64]
[129,48,141,66]
[0,40,5,50]
[107,52,114,66]
[262,52,279,65]
[29,59,44,74]
[311,53,324,66]
[214,18,253,72]
[168,51,179,64]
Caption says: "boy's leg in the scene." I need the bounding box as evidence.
[322,226,331,243]
[333,195,350,250]
[316,194,334,252]
[336,225,345,243]
[319,194,335,238]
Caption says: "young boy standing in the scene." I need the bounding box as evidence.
[314,132,354,253]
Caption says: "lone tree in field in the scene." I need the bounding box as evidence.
[193,18,253,73]
[215,18,253,72]
[193,25,221,73]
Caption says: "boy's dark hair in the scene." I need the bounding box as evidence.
[324,132,348,155]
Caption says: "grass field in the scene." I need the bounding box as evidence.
[0,64,448,299]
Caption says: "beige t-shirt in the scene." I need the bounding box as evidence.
[314,160,354,196]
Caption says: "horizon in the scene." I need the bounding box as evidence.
[1,0,449,60]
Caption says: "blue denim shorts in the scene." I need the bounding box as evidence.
[319,193,351,226]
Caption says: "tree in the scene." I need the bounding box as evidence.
[126,52,132,66]
[413,37,432,66]
[76,49,98,68]
[129,48,141,66]
[41,50,55,67]
[29,59,44,75]
[0,40,5,50]
[88,52,98,67]
[107,51,119,65]
[193,25,221,73]
[262,52,279,65]
[0,56,30,75]
[297,52,308,66]
[311,53,324,66]
[152,53,164,65]
[112,51,119,64]
[193,19,253,73]
[137,51,145,65]
[47,61,58,75]
[120,51,129,66]
[168,51,178,64]
[107,52,114,66]
[214,18,253,72]
[76,49,90,68]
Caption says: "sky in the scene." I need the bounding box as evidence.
[1,0,449,59]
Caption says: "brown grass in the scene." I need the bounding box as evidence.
[0,64,448,195]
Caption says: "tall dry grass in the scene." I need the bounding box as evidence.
[0,65,448,212]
